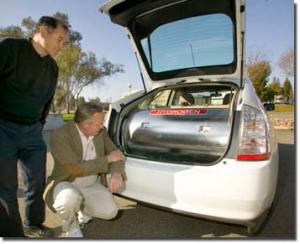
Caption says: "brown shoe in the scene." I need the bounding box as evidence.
[23,224,54,238]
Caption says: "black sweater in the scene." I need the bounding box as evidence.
[0,38,58,124]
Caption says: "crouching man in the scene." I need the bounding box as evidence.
[44,102,126,237]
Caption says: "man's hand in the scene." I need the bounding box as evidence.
[108,173,123,193]
[107,149,125,163]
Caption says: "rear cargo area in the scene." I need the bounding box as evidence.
[119,83,237,164]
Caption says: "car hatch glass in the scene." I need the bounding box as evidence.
[141,13,234,73]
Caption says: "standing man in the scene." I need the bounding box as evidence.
[0,16,68,237]
[44,102,126,237]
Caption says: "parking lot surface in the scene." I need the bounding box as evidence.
[16,128,295,239]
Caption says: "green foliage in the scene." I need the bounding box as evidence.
[0,26,24,38]
[282,78,293,101]
[264,77,282,102]
[63,113,75,121]
[247,54,271,101]
[0,16,37,39]
[56,44,124,112]
[72,52,101,100]
[88,97,101,104]
[56,45,82,82]
[21,17,37,37]
[52,85,68,113]
[77,96,86,106]
[73,55,124,100]
[99,58,125,76]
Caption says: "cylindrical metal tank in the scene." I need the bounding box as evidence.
[121,107,231,164]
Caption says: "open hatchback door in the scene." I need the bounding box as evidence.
[101,0,245,88]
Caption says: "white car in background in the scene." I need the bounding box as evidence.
[100,0,279,234]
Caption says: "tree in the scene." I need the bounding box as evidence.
[21,17,37,38]
[52,86,68,113]
[71,52,101,105]
[279,48,294,78]
[0,17,37,39]
[55,44,81,113]
[71,55,124,107]
[282,78,293,103]
[56,44,124,112]
[247,53,271,101]
[88,97,101,105]
[0,26,24,38]
[264,77,282,102]
[77,96,86,107]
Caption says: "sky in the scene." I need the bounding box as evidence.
[0,0,295,102]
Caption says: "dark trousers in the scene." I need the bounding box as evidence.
[0,119,46,237]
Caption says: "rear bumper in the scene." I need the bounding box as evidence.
[120,152,278,224]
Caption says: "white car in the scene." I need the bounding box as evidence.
[100,0,279,234]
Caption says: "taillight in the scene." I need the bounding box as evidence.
[237,105,271,161]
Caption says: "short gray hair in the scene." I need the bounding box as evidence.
[74,102,103,123]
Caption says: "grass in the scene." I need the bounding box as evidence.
[274,104,294,112]
[63,113,75,121]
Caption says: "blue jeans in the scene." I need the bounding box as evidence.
[0,119,47,237]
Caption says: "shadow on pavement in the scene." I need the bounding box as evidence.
[258,143,296,239]
[16,129,295,239]
[82,142,295,240]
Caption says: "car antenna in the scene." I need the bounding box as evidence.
[134,51,147,94]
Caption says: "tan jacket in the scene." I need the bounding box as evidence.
[43,121,125,212]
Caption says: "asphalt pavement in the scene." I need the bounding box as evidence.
[268,112,294,120]
[15,127,295,239]
[83,129,296,240]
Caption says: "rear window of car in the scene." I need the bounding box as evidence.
[139,86,235,110]
[140,13,234,73]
